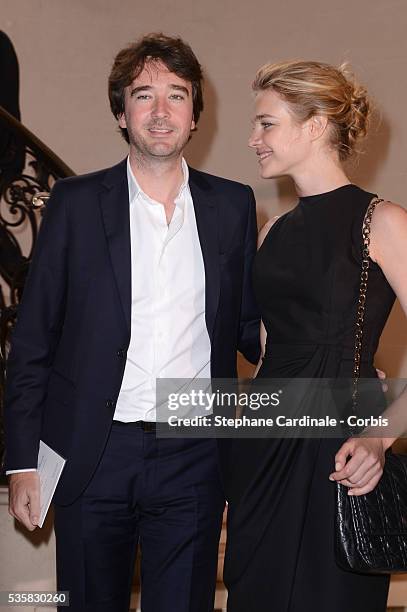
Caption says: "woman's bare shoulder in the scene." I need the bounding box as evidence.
[369,200,407,262]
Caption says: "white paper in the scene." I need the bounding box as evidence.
[37,440,66,527]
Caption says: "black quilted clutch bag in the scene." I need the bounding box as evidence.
[335,452,407,573]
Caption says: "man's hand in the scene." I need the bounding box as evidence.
[8,472,40,531]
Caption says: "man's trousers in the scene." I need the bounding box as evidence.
[54,421,225,611]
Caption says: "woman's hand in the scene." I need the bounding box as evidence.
[329,437,386,496]
[376,368,388,393]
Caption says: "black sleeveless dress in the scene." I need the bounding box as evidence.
[223,185,396,612]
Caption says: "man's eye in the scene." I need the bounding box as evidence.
[170,94,185,100]
[136,94,151,100]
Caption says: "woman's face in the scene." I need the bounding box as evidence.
[249,89,314,179]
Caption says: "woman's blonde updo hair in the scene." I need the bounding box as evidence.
[252,60,371,160]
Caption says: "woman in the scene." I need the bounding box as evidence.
[223,61,407,611]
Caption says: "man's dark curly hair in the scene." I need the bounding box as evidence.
[108,33,204,143]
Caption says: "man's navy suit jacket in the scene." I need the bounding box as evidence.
[4,159,260,505]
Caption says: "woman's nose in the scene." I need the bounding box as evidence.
[249,130,261,148]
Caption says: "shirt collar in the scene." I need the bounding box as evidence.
[127,156,189,206]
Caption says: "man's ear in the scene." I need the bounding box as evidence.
[118,113,127,129]
[191,118,196,132]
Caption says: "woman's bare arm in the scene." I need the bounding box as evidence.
[330,201,407,495]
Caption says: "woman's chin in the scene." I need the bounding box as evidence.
[259,166,280,180]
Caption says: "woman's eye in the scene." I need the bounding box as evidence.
[261,122,273,129]
[170,94,184,100]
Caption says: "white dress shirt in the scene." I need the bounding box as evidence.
[113,157,211,422]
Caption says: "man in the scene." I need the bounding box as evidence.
[5,33,260,611]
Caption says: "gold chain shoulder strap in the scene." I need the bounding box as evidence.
[352,196,384,410]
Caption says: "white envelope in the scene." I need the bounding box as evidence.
[37,441,66,527]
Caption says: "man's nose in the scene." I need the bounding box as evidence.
[152,97,170,118]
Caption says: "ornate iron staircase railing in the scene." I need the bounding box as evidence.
[0,104,75,473]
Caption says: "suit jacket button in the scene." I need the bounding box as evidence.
[106,399,114,410]
[117,349,125,358]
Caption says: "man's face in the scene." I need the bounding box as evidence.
[119,60,196,162]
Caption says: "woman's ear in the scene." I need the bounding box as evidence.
[308,114,329,141]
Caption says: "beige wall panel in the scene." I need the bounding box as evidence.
[2,0,407,374]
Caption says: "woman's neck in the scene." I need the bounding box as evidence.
[292,156,351,198]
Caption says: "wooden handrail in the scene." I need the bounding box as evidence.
[0,104,75,178]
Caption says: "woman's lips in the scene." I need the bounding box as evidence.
[257,151,273,162]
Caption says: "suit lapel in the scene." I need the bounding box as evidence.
[189,168,220,342]
[99,159,131,333]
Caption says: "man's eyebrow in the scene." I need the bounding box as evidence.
[169,84,190,96]
[129,85,153,96]
[129,84,190,96]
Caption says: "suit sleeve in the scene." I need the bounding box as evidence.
[3,180,68,471]
[237,186,261,364]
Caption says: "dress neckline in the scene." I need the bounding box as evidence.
[298,183,356,205]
